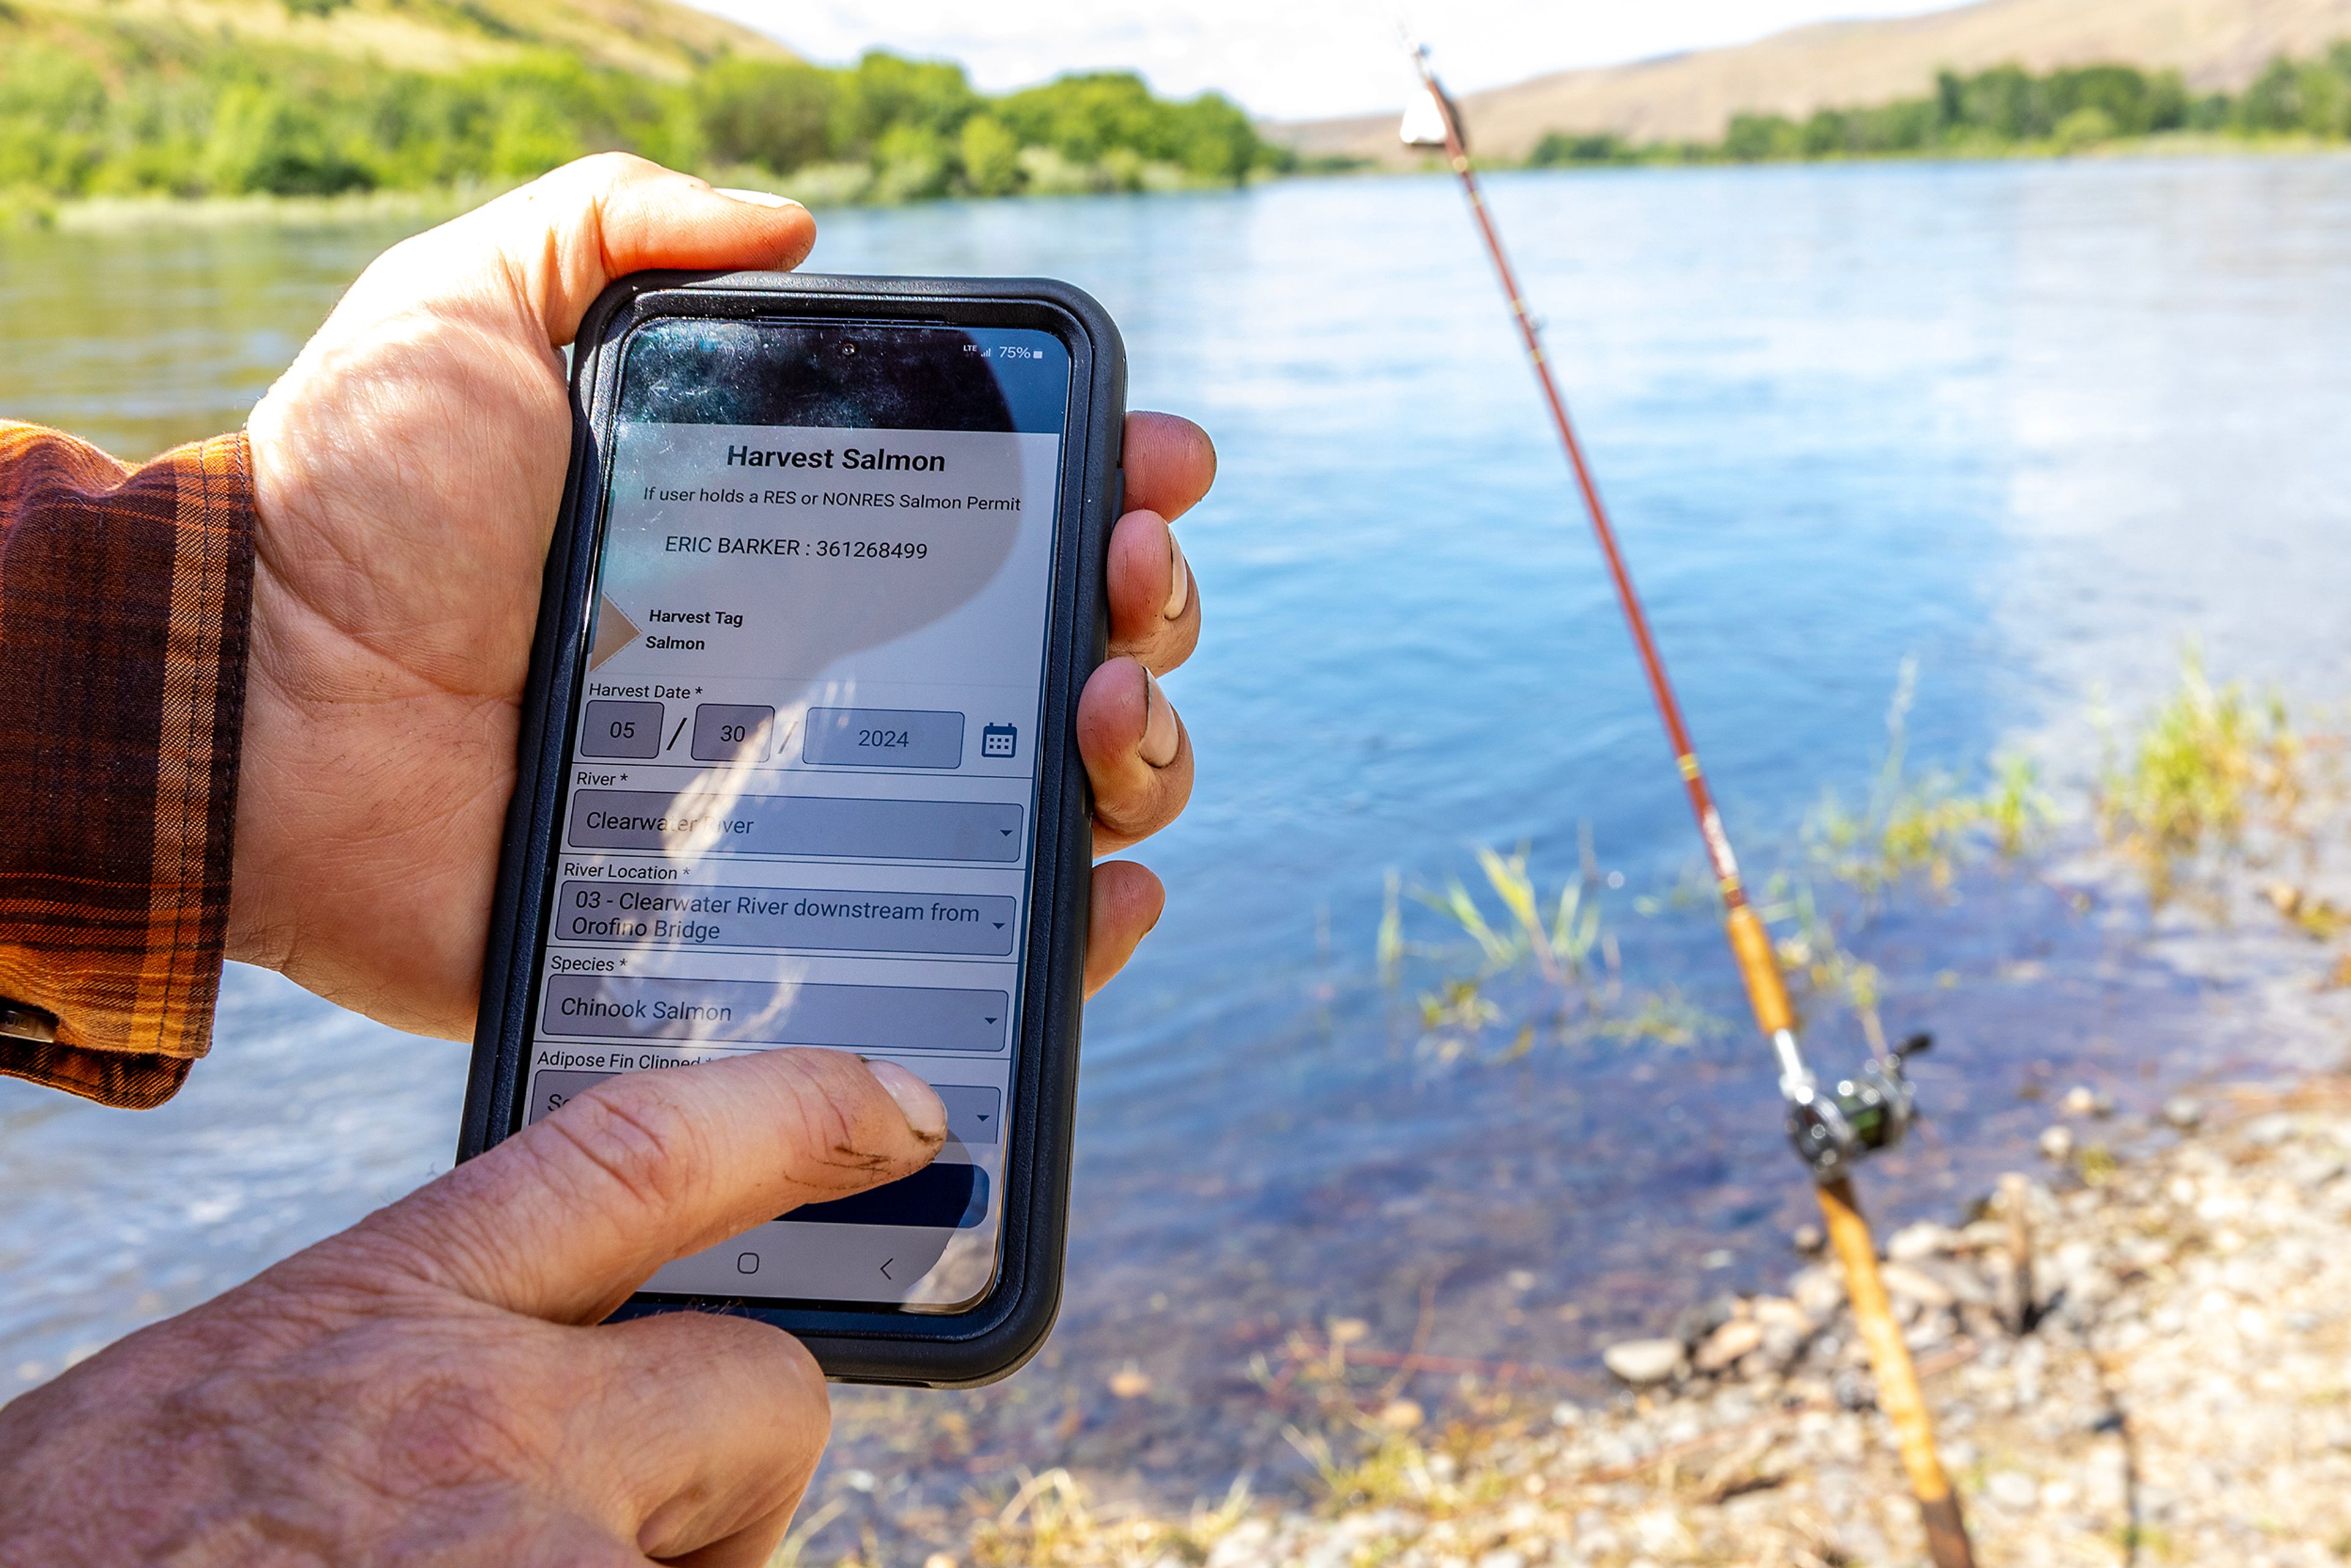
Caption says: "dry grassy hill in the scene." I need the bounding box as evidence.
[1280,0,2351,163]
[7,0,788,80]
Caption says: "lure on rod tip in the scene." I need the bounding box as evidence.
[1394,31,1978,1567]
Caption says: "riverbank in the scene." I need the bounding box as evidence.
[921,1074,2351,1568]
[0,186,500,234]
[9,133,2349,235]
[0,155,1275,233]
[1510,129,2351,172]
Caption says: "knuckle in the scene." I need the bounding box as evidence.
[1150,616,1200,672]
[1099,754,1190,838]
[569,148,656,186]
[377,1356,555,1490]
[700,1315,827,1406]
[530,1080,710,1223]
[149,1315,558,1504]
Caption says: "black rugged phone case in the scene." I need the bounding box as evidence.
[456,271,1125,1387]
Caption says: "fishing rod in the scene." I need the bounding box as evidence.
[1398,39,1976,1568]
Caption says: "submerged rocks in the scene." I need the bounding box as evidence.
[2058,1084,2115,1118]
[1600,1338,1687,1386]
[1690,1318,1764,1374]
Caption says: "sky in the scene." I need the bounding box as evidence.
[691,0,1966,122]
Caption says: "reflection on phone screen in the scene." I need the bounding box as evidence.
[525,318,1073,1311]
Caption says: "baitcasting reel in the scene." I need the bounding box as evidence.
[1782,1032,1932,1180]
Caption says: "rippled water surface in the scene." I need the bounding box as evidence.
[6,159,2351,1512]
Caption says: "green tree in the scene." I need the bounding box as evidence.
[1723,112,1800,160]
[1528,131,1629,166]
[836,51,977,159]
[999,73,1160,163]
[1935,69,1966,129]
[486,91,585,179]
[2051,105,2117,151]
[1161,92,1261,181]
[697,58,836,171]
[958,113,1022,196]
[203,83,373,195]
[2238,56,2308,131]
[1962,64,2044,138]
[0,43,111,193]
[870,121,951,201]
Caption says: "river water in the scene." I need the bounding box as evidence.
[6,157,2351,1529]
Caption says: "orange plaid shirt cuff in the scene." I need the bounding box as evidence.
[0,421,255,1109]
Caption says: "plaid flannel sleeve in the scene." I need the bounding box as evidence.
[0,421,255,1109]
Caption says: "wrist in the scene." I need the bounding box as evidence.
[0,425,255,1106]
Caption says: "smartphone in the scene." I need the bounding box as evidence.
[459,271,1125,1386]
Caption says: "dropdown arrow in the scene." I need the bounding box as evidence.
[984,1016,998,1025]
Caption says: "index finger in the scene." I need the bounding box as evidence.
[359,1049,945,1322]
[1123,411,1217,522]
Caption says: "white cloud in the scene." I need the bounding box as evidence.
[690,1,1962,121]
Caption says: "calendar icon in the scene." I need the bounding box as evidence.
[981,723,1018,759]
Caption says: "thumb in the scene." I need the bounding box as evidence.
[389,151,819,350]
[363,1049,946,1322]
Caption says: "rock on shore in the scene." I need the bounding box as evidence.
[964,1082,2351,1567]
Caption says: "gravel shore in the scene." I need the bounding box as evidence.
[954,1077,2351,1568]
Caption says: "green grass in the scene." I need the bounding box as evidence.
[1384,838,1638,1060]
[1386,650,2350,1065]
[956,1467,1256,1568]
[2094,646,2308,898]
[1807,659,2053,898]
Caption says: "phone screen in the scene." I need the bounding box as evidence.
[523,315,1074,1311]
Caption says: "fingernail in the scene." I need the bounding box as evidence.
[858,1058,947,1143]
[1163,528,1191,620]
[1141,669,1179,768]
[716,187,803,209]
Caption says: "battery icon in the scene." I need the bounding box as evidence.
[981,723,1018,759]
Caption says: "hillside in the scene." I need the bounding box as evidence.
[4,0,789,81]
[0,0,1278,210]
[1278,0,2351,164]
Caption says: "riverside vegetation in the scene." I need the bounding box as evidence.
[836,659,2351,1567]
[1385,650,2333,1070]
[1526,45,2351,168]
[0,1,1280,222]
[6,7,2342,231]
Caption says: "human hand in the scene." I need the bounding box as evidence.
[238,153,1207,1038]
[0,1049,944,1567]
